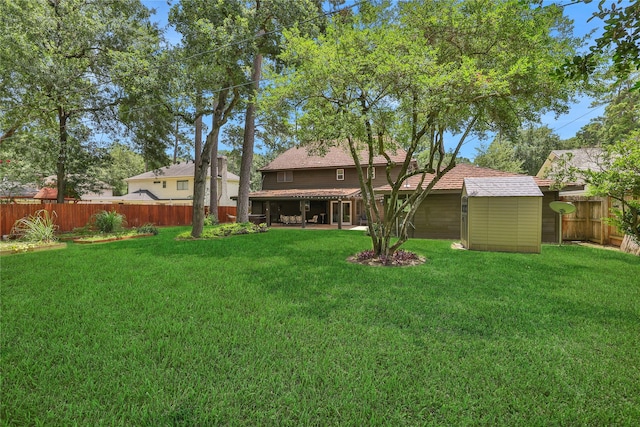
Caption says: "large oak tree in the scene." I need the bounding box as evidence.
[1,0,161,203]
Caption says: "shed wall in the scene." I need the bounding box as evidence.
[467,197,542,253]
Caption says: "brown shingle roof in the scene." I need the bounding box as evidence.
[260,145,411,171]
[378,163,555,192]
[33,187,75,201]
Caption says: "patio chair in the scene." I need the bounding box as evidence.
[307,215,319,224]
[359,214,368,226]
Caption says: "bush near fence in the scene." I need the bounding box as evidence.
[0,204,237,236]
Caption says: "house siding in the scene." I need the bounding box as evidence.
[261,167,395,191]
[128,178,192,200]
[412,194,461,240]
[127,177,238,206]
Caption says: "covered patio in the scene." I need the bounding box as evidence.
[248,188,371,229]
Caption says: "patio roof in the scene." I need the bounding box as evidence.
[248,188,362,200]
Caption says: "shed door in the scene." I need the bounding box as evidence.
[461,196,468,245]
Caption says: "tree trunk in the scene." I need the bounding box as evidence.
[237,35,264,223]
[191,88,239,237]
[191,110,206,238]
[173,120,179,164]
[209,114,219,219]
[621,234,640,256]
[56,108,68,204]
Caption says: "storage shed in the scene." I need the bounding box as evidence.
[461,177,543,253]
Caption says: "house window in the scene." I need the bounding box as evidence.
[177,180,188,190]
[162,181,166,188]
[153,181,161,184]
[336,168,345,181]
[277,171,293,182]
[368,167,376,179]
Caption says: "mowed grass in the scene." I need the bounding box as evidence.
[1,227,639,425]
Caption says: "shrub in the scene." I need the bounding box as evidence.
[10,210,58,243]
[176,222,269,239]
[137,223,159,235]
[91,210,126,233]
[203,214,218,226]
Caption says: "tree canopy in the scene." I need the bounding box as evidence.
[1,0,161,202]
[265,0,579,257]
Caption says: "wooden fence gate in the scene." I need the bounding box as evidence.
[560,196,623,246]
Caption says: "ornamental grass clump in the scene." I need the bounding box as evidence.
[136,223,159,235]
[91,210,126,233]
[176,222,268,239]
[10,209,58,243]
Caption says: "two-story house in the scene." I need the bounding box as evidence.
[249,145,414,227]
[124,157,239,207]
[250,145,576,243]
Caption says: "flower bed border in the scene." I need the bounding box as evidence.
[0,242,67,256]
[72,233,154,244]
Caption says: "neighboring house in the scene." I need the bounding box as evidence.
[33,187,76,203]
[536,148,606,195]
[41,175,114,203]
[536,148,623,246]
[248,145,415,227]
[124,157,239,207]
[0,181,39,203]
[249,145,574,243]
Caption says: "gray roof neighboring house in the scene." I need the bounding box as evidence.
[0,181,39,199]
[127,160,239,181]
[120,189,160,201]
[537,148,607,180]
[463,177,543,197]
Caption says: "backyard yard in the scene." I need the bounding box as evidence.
[1,227,639,425]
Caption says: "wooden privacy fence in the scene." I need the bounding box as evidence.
[0,204,237,235]
[560,196,623,246]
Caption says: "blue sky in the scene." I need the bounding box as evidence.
[141,0,625,160]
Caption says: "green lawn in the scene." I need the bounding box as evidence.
[1,227,639,425]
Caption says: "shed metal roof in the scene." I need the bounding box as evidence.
[463,177,543,197]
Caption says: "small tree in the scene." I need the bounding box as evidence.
[267,0,577,258]
[584,132,640,243]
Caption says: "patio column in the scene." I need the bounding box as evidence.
[301,200,306,229]
[338,198,343,230]
[265,201,271,226]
